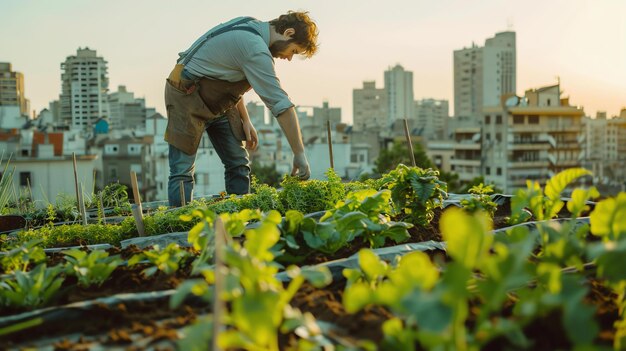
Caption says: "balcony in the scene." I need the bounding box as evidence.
[454,142,481,150]
[507,160,549,168]
[509,142,550,151]
[450,158,481,167]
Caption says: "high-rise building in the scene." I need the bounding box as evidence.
[414,98,449,140]
[60,48,110,130]
[384,64,414,125]
[108,85,147,131]
[454,32,516,122]
[352,81,387,131]
[0,62,30,116]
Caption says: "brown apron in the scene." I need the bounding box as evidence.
[164,66,251,155]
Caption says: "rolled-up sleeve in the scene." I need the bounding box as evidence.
[240,49,294,117]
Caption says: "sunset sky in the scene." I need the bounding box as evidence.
[1,0,624,123]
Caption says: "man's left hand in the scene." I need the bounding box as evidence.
[243,120,258,151]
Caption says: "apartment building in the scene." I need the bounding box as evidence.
[384,64,414,126]
[0,63,30,116]
[353,81,387,131]
[108,85,147,131]
[482,84,585,193]
[60,48,110,130]
[454,32,516,123]
[414,98,449,141]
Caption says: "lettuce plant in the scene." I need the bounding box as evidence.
[0,264,65,309]
[62,249,122,287]
[128,243,191,277]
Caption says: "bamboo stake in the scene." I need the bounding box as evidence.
[403,118,417,167]
[130,171,145,236]
[72,153,80,209]
[179,180,186,207]
[26,177,33,203]
[78,183,88,225]
[212,216,229,351]
[327,120,334,169]
[99,192,106,224]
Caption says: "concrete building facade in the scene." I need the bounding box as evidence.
[414,98,449,140]
[108,85,147,131]
[384,64,414,126]
[482,84,585,193]
[454,32,516,122]
[0,63,30,116]
[60,48,110,130]
[353,81,387,132]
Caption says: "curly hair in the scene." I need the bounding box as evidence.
[270,11,319,58]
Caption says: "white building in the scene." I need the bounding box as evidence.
[60,48,110,130]
[414,98,449,141]
[384,64,414,126]
[454,31,516,122]
[352,81,387,131]
[108,85,147,131]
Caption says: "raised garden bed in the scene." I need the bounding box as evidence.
[1,166,624,350]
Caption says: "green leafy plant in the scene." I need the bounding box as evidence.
[378,164,448,227]
[0,264,65,309]
[278,168,346,214]
[128,243,191,277]
[173,209,332,351]
[460,183,498,217]
[62,249,122,287]
[0,239,46,274]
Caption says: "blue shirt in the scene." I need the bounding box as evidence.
[180,17,294,117]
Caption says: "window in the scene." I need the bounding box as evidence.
[513,115,524,124]
[497,167,502,176]
[496,133,502,142]
[19,172,32,187]
[496,115,502,124]
[486,167,491,175]
[528,115,539,124]
[485,115,491,124]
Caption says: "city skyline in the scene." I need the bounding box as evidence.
[1,0,624,123]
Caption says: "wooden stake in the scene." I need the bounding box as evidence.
[99,192,106,224]
[403,119,417,167]
[130,171,145,236]
[212,216,228,351]
[179,180,186,207]
[327,120,334,169]
[72,153,80,209]
[78,183,88,225]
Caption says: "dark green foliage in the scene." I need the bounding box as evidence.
[374,141,434,174]
[378,164,448,227]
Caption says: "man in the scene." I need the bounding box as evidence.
[165,11,318,207]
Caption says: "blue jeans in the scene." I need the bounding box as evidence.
[168,115,250,207]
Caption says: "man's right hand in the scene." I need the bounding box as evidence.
[291,152,310,180]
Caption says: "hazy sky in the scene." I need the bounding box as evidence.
[1,0,624,123]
